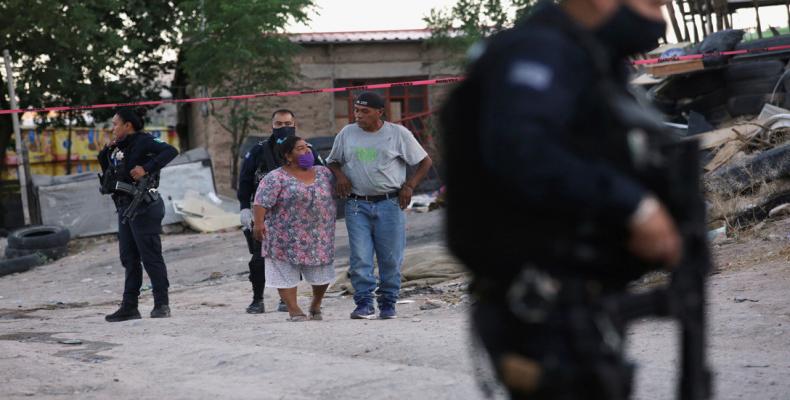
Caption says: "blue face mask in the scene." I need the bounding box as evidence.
[296,152,314,169]
[272,126,295,144]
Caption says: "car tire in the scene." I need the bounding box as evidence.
[5,244,69,261]
[727,75,784,97]
[725,60,785,82]
[735,35,790,51]
[733,36,790,61]
[706,142,790,197]
[7,225,70,250]
[0,254,46,277]
[726,94,782,117]
[651,70,725,101]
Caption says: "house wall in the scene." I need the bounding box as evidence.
[188,41,459,196]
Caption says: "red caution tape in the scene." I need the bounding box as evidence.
[633,44,790,66]
[4,42,788,116]
[0,76,465,116]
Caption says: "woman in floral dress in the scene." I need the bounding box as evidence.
[253,136,336,321]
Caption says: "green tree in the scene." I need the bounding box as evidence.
[424,0,536,68]
[0,0,180,162]
[0,0,181,227]
[178,0,314,190]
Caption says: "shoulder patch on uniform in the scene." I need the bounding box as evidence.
[153,137,164,143]
[509,61,553,91]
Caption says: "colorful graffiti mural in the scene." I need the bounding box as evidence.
[2,127,179,180]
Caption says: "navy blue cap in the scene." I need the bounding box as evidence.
[354,91,385,109]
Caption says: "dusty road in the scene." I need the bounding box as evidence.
[1,211,788,399]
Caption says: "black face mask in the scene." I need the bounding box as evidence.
[271,126,295,144]
[595,5,666,59]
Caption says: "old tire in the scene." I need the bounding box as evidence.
[679,88,728,114]
[0,254,46,277]
[735,35,790,51]
[7,225,70,250]
[733,36,790,62]
[725,60,785,82]
[5,244,69,261]
[705,142,790,197]
[726,94,781,117]
[651,70,724,101]
[727,75,784,97]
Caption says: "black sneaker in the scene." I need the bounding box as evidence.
[150,305,171,318]
[277,299,288,313]
[105,304,141,322]
[246,300,265,314]
[379,303,397,319]
[350,302,376,320]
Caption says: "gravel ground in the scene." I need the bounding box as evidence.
[1,211,788,399]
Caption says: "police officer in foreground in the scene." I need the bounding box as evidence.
[99,107,179,322]
[237,109,323,314]
[443,0,683,398]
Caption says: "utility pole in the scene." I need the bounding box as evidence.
[66,110,73,174]
[3,49,31,225]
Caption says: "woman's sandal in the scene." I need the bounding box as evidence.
[287,314,309,322]
[309,309,322,321]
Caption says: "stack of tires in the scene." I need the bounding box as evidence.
[648,69,729,124]
[0,225,70,277]
[726,37,790,116]
[649,36,790,124]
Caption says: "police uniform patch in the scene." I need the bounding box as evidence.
[509,61,553,91]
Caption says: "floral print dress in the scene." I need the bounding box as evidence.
[253,166,336,266]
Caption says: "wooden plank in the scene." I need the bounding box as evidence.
[644,58,705,77]
[696,126,742,149]
[704,140,742,172]
[693,123,765,150]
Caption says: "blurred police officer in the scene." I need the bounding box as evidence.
[237,109,323,314]
[99,107,178,322]
[443,0,681,398]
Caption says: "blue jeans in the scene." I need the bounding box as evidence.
[345,197,406,306]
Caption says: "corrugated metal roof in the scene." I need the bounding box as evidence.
[291,29,432,44]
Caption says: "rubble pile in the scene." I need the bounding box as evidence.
[697,104,790,228]
[639,31,790,230]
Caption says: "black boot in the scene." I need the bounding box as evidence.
[150,304,171,318]
[105,303,141,322]
[246,299,265,314]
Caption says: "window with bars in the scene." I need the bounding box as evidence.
[334,77,430,139]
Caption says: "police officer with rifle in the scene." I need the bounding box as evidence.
[442,0,712,398]
[99,107,178,322]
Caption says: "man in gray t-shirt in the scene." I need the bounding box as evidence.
[327,91,432,320]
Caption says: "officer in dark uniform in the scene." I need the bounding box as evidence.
[443,0,682,398]
[99,107,178,322]
[237,109,323,314]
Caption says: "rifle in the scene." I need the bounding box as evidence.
[604,137,713,400]
[603,83,712,400]
[114,176,158,224]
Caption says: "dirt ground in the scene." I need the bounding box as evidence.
[1,210,788,399]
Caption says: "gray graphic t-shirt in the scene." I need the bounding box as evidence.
[326,121,428,196]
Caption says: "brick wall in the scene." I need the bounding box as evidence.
[188,41,459,196]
